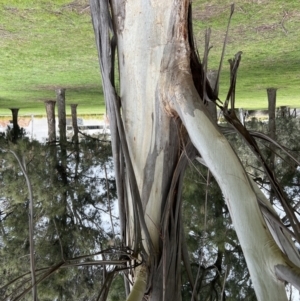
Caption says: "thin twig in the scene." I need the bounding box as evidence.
[10,150,37,301]
[215,4,235,96]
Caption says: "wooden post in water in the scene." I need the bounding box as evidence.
[44,100,56,143]
[9,108,20,141]
[267,88,277,142]
[279,106,288,118]
[56,88,67,145]
[70,104,79,144]
[9,108,19,128]
[56,88,67,181]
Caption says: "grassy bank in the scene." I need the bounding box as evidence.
[0,0,105,115]
[193,0,300,109]
[0,0,300,114]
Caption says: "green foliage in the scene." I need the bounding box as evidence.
[107,275,126,301]
[237,115,300,214]
[182,161,257,300]
[0,0,105,115]
[0,136,118,300]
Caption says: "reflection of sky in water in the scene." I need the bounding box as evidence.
[0,116,118,241]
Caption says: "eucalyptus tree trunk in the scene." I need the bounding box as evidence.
[90,1,300,300]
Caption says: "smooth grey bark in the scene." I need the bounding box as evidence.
[275,264,300,291]
[56,88,67,144]
[70,104,79,144]
[91,0,183,299]
[44,100,56,143]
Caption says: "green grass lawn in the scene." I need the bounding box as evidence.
[0,0,105,116]
[0,0,300,116]
[193,0,300,109]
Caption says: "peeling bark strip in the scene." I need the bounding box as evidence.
[90,0,126,242]
[91,0,300,300]
[126,265,148,301]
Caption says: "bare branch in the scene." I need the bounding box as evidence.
[215,4,235,96]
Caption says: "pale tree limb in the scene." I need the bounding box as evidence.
[222,52,300,243]
[125,265,148,301]
[161,30,290,296]
[168,65,300,297]
[251,179,300,267]
[275,265,300,291]
[163,5,276,297]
